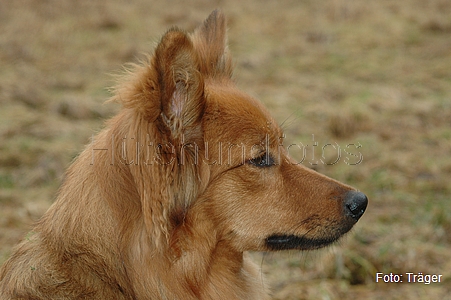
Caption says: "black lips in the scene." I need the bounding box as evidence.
[266,234,340,251]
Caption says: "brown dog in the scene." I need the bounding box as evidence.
[0,10,367,299]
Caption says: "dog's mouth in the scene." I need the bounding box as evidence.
[265,234,341,251]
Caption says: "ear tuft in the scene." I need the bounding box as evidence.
[191,9,233,78]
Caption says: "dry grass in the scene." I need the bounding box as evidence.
[1,0,450,299]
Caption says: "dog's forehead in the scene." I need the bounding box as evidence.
[204,83,280,141]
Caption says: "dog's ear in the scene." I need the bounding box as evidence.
[191,9,233,78]
[154,28,205,140]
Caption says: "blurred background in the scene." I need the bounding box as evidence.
[1,0,450,299]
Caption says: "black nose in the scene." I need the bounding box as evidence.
[344,191,368,221]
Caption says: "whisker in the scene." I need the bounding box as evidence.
[280,108,301,131]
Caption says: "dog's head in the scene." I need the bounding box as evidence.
[115,10,367,253]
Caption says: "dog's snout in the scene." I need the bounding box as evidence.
[344,191,368,221]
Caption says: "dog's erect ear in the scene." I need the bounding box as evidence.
[154,29,205,140]
[191,9,233,78]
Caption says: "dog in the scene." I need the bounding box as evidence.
[0,10,367,299]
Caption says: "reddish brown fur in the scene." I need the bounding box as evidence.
[0,10,365,299]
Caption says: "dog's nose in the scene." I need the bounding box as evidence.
[344,191,368,221]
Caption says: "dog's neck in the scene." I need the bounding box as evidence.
[123,205,267,299]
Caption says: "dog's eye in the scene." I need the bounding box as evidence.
[248,153,275,168]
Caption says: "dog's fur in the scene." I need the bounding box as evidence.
[0,10,366,299]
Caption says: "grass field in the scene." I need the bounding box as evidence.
[1,0,450,299]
